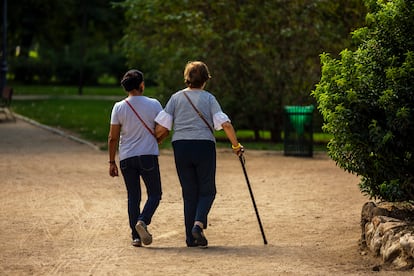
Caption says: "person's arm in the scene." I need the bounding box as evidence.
[108,124,121,177]
[155,123,169,144]
[154,109,173,144]
[221,121,243,155]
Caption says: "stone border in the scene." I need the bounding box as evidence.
[360,201,414,271]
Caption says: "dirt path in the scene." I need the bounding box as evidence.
[0,119,407,275]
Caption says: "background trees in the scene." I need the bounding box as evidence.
[313,0,414,201]
[2,0,367,138]
[120,0,366,141]
[4,0,127,91]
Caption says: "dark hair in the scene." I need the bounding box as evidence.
[183,61,211,88]
[121,69,144,92]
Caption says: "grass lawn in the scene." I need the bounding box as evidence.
[12,98,114,146]
[10,84,330,151]
[12,84,133,96]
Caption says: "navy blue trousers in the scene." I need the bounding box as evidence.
[172,140,216,245]
[120,155,162,240]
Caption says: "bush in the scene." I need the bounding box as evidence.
[312,0,414,202]
[8,44,127,86]
[9,56,54,84]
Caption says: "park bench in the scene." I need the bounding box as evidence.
[0,86,16,121]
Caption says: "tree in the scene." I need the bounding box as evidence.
[120,0,366,141]
[312,0,414,201]
[5,0,127,87]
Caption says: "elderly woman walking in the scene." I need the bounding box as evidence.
[155,61,243,248]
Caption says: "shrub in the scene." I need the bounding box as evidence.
[312,0,414,202]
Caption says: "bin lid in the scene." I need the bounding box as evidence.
[284,105,314,114]
[284,105,314,135]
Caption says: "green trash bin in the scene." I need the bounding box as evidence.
[283,105,314,157]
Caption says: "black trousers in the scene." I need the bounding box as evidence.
[172,140,217,245]
[120,155,162,240]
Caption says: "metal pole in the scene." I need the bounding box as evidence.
[1,0,8,94]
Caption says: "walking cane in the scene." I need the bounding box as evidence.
[239,153,268,245]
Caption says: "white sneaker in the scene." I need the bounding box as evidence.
[135,220,152,245]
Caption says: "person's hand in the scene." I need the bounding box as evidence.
[231,143,244,156]
[109,162,119,177]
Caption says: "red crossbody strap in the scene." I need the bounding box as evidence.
[183,92,214,133]
[125,100,156,138]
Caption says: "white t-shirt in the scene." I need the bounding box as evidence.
[110,96,162,161]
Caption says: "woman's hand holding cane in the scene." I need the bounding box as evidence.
[232,143,244,156]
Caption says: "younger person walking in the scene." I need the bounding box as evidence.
[108,69,163,247]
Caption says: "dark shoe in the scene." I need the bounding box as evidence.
[191,225,208,247]
[135,220,153,245]
[131,238,142,247]
[186,240,208,248]
[186,242,198,247]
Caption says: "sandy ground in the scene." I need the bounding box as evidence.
[0,118,409,275]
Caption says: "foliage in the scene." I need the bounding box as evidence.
[118,0,366,141]
[5,0,127,86]
[312,0,414,201]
